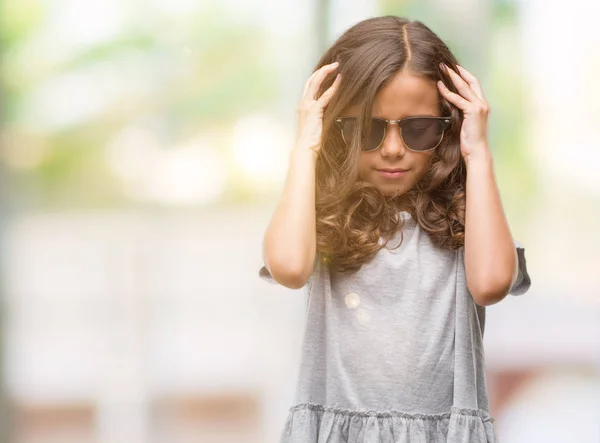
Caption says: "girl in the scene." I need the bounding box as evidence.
[259,16,531,443]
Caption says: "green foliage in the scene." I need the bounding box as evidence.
[0,3,279,207]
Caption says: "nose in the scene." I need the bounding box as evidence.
[379,122,407,159]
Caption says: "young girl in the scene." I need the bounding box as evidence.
[259,16,531,443]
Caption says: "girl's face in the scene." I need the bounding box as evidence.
[344,70,441,198]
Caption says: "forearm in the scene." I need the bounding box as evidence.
[262,147,317,287]
[464,150,517,305]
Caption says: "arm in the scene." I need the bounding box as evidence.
[262,148,318,289]
[464,152,518,306]
[262,62,341,289]
[437,64,519,306]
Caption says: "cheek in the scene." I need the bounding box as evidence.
[358,153,371,178]
[413,153,433,177]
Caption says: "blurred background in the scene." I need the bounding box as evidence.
[0,0,599,442]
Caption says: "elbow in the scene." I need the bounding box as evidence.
[263,257,312,289]
[468,276,512,307]
[468,251,518,306]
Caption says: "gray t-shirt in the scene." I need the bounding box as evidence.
[260,211,531,443]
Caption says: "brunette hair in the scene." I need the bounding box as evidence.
[313,16,467,272]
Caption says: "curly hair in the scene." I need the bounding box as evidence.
[312,16,467,273]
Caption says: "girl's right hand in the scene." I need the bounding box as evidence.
[295,62,342,155]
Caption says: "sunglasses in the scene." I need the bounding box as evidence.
[335,116,451,152]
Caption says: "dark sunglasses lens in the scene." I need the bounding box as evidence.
[364,119,386,151]
[338,118,357,145]
[401,119,445,151]
[339,118,386,151]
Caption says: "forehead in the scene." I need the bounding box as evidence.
[347,70,441,118]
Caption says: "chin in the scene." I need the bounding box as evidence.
[378,184,410,198]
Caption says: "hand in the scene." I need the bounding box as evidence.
[295,62,341,155]
[437,64,491,162]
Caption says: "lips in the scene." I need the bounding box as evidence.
[377,168,409,173]
[376,168,410,180]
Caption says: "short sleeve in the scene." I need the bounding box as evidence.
[509,240,531,296]
[259,263,278,285]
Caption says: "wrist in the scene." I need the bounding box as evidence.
[464,148,493,169]
[291,144,319,163]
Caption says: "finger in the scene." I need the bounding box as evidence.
[317,73,341,106]
[302,69,321,97]
[306,62,339,99]
[456,65,485,101]
[305,62,339,101]
[440,64,481,104]
[437,80,471,111]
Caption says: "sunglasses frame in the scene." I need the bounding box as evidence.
[335,116,452,152]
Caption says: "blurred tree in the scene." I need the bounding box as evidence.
[0,4,279,208]
[316,0,332,55]
[0,1,19,441]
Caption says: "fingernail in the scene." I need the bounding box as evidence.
[332,61,339,66]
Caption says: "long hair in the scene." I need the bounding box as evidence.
[313,16,466,272]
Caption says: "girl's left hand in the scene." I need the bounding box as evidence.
[437,64,491,162]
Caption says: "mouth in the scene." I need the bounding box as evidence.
[377,168,410,173]
[376,168,410,179]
